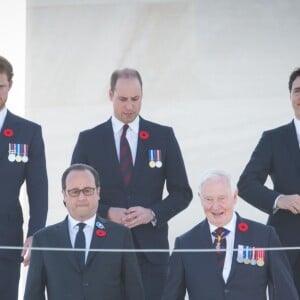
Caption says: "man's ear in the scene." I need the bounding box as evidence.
[233,189,238,204]
[8,80,13,90]
[62,190,67,206]
[109,89,113,101]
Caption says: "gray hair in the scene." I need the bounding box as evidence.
[198,169,237,196]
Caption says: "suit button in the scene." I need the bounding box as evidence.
[224,289,229,294]
[82,282,89,287]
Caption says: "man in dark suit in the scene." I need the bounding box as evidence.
[71,68,192,300]
[24,163,144,300]
[238,67,300,296]
[0,55,48,300]
[162,170,298,300]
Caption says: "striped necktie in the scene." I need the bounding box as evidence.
[119,124,133,186]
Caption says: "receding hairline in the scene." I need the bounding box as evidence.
[61,163,100,190]
[110,68,142,92]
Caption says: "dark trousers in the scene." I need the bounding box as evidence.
[291,252,300,297]
[0,259,20,300]
[139,261,168,300]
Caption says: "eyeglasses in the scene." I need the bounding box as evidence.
[67,187,96,197]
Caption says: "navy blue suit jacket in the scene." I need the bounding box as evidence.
[238,121,300,260]
[162,215,298,300]
[24,216,144,300]
[0,110,48,260]
[71,117,192,264]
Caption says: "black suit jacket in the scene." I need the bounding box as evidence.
[162,215,298,300]
[0,110,48,260]
[71,117,192,264]
[238,121,300,257]
[24,216,145,300]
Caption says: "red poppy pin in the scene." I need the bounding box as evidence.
[3,128,14,137]
[238,222,249,232]
[139,130,150,140]
[96,229,107,237]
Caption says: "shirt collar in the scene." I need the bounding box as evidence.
[111,115,140,135]
[208,212,237,234]
[68,214,96,229]
[0,106,8,131]
[293,117,300,135]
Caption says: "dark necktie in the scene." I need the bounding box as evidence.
[212,227,230,270]
[119,124,133,186]
[74,223,86,269]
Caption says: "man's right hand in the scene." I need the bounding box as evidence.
[277,194,300,214]
[107,207,128,224]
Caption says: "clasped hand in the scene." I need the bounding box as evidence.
[277,194,300,214]
[108,206,154,228]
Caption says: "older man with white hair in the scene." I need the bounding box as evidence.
[162,170,298,300]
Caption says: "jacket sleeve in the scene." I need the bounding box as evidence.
[267,227,299,299]
[24,235,46,300]
[237,131,280,214]
[151,128,193,226]
[26,125,48,236]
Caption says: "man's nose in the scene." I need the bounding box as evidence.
[125,101,134,109]
[211,200,220,209]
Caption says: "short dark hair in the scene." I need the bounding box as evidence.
[0,56,14,81]
[61,164,100,190]
[288,68,300,93]
[110,68,142,92]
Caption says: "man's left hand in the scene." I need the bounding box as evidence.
[21,236,33,266]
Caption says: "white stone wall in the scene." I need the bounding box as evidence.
[23,0,300,297]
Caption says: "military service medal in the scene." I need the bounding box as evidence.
[236,244,244,263]
[8,143,16,162]
[243,246,250,264]
[250,247,257,265]
[256,248,265,267]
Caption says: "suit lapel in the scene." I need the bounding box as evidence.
[282,121,300,171]
[227,215,251,283]
[85,217,108,267]
[55,218,81,272]
[131,117,148,184]
[199,220,225,283]
[0,111,18,159]
[102,119,123,184]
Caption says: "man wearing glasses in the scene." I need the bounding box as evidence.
[24,163,144,300]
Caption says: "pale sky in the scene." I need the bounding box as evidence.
[0,1,26,115]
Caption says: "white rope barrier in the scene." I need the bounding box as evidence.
[1,246,300,253]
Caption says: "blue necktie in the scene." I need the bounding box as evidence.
[119,124,133,186]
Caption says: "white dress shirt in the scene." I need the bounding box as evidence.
[0,106,7,131]
[208,213,237,283]
[294,117,300,147]
[111,115,139,164]
[68,214,96,262]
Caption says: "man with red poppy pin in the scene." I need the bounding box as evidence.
[24,163,144,300]
[71,68,192,300]
[162,170,298,300]
[0,55,48,300]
